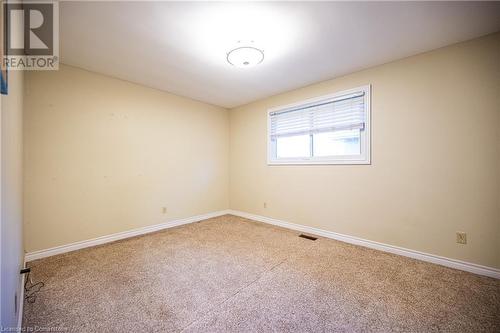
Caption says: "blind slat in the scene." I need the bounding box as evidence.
[270,93,365,138]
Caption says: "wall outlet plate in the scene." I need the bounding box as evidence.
[456,232,467,244]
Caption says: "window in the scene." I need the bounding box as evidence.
[268,85,370,165]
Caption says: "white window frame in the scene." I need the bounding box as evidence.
[267,85,371,165]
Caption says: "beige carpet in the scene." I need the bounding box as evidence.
[23,215,500,332]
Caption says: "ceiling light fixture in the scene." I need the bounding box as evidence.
[227,43,264,68]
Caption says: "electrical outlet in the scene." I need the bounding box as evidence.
[162,207,167,214]
[456,232,467,244]
[263,202,267,208]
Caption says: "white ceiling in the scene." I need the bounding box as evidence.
[60,1,500,108]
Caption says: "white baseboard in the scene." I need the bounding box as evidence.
[228,210,500,279]
[24,209,499,279]
[17,257,26,330]
[25,210,230,262]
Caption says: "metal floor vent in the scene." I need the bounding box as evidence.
[299,234,317,241]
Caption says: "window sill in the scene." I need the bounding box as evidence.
[267,159,371,165]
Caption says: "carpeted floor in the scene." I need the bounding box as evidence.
[23,215,500,332]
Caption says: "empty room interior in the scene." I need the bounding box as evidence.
[1,1,500,332]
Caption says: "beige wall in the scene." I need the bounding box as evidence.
[24,65,229,252]
[229,33,500,269]
[1,70,25,328]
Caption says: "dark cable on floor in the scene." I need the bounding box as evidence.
[24,269,45,304]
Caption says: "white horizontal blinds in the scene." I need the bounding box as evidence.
[312,92,365,134]
[270,92,365,139]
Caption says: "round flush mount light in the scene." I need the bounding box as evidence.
[227,44,264,68]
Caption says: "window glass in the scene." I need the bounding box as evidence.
[313,129,360,157]
[276,134,310,158]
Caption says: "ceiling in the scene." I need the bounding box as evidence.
[60,2,500,108]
